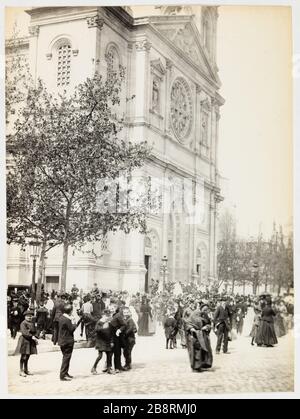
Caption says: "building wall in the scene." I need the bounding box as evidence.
[6,6,224,293]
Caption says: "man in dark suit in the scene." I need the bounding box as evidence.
[109,303,126,373]
[51,294,67,345]
[213,299,231,354]
[58,304,77,381]
[121,307,137,370]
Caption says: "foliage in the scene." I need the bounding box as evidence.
[7,63,151,290]
[217,211,294,295]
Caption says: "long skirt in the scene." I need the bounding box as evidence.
[138,313,149,336]
[274,315,286,338]
[148,315,156,335]
[187,332,213,370]
[255,320,278,346]
[250,324,259,339]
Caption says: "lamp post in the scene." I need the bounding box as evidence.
[225,266,231,293]
[161,256,168,291]
[252,262,259,296]
[29,239,41,306]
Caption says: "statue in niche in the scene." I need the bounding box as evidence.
[152,79,160,113]
[201,113,208,145]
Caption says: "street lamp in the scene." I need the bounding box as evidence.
[252,262,259,295]
[225,266,231,293]
[161,256,168,290]
[42,256,48,287]
[29,239,41,306]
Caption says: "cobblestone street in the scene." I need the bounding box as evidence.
[7,312,294,396]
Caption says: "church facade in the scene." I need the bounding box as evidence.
[6,5,224,293]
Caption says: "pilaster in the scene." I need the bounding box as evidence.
[134,39,151,124]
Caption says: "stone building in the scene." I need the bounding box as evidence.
[6,5,224,293]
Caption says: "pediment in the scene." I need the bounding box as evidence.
[150,17,220,86]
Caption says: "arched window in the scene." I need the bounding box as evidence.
[105,45,120,81]
[56,41,71,87]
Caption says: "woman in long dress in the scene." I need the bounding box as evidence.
[137,297,152,336]
[255,299,278,347]
[274,301,287,337]
[185,303,213,372]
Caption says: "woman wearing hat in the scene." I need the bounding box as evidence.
[255,297,278,347]
[14,310,38,377]
[185,302,213,372]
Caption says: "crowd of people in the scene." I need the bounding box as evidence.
[7,281,294,379]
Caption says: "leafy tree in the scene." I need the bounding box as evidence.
[7,66,151,294]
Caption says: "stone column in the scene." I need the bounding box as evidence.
[160,168,171,284]
[210,100,215,183]
[164,59,173,137]
[86,14,104,76]
[195,85,201,154]
[213,201,218,277]
[134,39,151,124]
[215,105,221,185]
[208,191,216,282]
[126,42,134,125]
[121,231,146,293]
[28,25,39,84]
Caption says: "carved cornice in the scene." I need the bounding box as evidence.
[135,40,152,51]
[87,15,104,29]
[127,42,134,51]
[166,58,173,70]
[200,98,211,112]
[150,58,166,75]
[195,84,201,94]
[29,25,39,37]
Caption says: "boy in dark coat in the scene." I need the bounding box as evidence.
[15,310,38,376]
[91,309,114,375]
[163,310,178,349]
[121,307,137,370]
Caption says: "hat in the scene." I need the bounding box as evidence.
[200,303,209,310]
[24,310,34,316]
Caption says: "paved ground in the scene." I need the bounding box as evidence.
[7,312,294,396]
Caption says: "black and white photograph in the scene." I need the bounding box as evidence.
[2,0,299,399]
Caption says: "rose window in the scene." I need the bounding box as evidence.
[170,78,193,141]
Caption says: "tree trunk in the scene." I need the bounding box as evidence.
[31,258,37,306]
[277,283,281,296]
[61,240,69,292]
[36,239,47,304]
[231,278,235,294]
[243,281,246,295]
[61,202,71,292]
